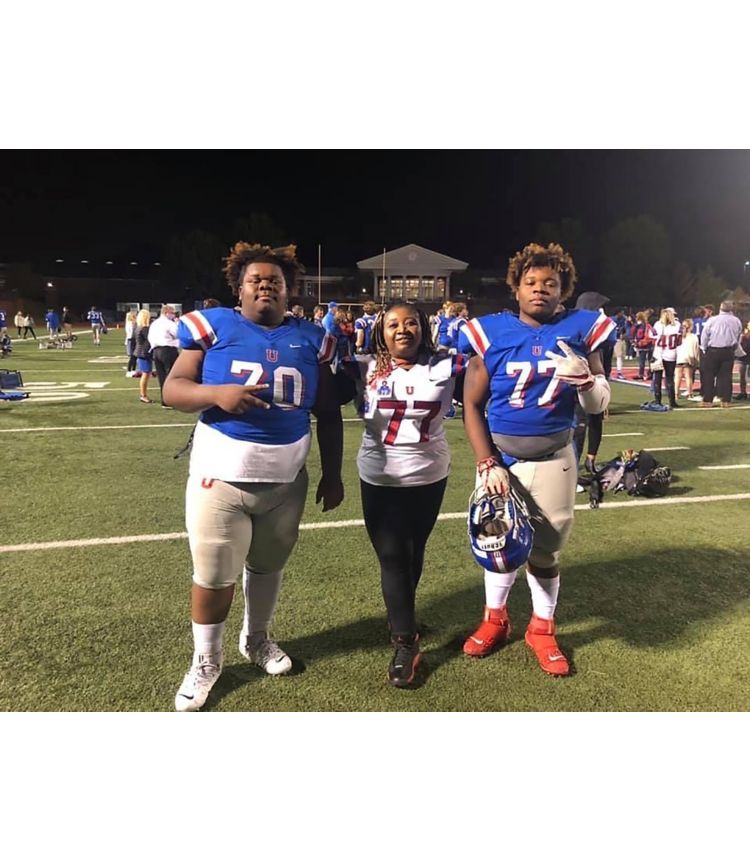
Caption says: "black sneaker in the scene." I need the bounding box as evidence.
[388,633,421,688]
[733,393,748,401]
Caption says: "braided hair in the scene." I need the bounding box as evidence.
[367,300,436,389]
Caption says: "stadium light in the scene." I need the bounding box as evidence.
[81,259,89,263]
[130,261,138,265]
[46,282,53,288]
[55,258,64,263]
[105,261,114,265]
[154,262,161,266]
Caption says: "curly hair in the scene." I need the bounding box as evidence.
[506,242,577,301]
[367,300,436,388]
[223,242,304,295]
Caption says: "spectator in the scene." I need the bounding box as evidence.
[14,311,24,337]
[124,310,138,376]
[61,306,73,338]
[22,313,36,340]
[322,301,339,334]
[134,308,154,403]
[733,320,750,401]
[45,308,61,338]
[632,311,654,380]
[203,298,222,309]
[651,307,681,408]
[312,305,325,327]
[289,304,305,319]
[700,301,742,408]
[674,318,700,400]
[333,308,354,360]
[148,304,180,408]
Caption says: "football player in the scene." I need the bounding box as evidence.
[354,300,377,354]
[459,242,614,676]
[165,242,344,712]
[353,301,465,687]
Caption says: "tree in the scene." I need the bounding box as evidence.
[693,266,729,307]
[534,218,594,281]
[671,261,697,309]
[162,229,227,303]
[229,213,288,248]
[600,215,671,307]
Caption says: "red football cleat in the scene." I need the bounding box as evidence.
[524,614,570,676]
[463,606,511,657]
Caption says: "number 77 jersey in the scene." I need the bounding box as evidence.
[459,309,615,437]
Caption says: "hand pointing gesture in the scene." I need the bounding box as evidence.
[544,339,594,388]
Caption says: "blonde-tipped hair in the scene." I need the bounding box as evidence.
[660,308,675,326]
[136,309,151,327]
[506,242,577,301]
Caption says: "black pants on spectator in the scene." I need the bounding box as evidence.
[360,478,447,636]
[152,346,179,403]
[652,359,676,406]
[702,347,735,403]
[23,326,36,340]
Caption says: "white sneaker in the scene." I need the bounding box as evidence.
[174,652,223,712]
[239,634,292,675]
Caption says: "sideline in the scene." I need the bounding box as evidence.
[2,492,749,553]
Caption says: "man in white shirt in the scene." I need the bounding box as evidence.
[148,305,180,408]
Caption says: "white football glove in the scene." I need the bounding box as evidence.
[544,339,594,388]
[476,457,510,497]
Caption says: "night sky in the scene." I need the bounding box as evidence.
[2,150,749,279]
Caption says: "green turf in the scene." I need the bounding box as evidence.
[1,332,749,711]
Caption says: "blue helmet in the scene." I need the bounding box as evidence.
[467,487,534,573]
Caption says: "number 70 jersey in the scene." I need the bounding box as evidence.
[459,309,615,437]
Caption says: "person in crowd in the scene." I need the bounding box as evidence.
[354,300,377,354]
[164,242,344,712]
[61,306,73,338]
[22,312,36,340]
[651,307,682,408]
[133,308,154,403]
[691,305,707,339]
[312,305,326,327]
[352,300,464,687]
[289,304,305,319]
[45,308,61,337]
[436,302,456,351]
[459,243,614,677]
[632,311,654,380]
[87,306,105,345]
[0,307,8,337]
[447,302,469,353]
[14,310,24,337]
[148,304,180,408]
[674,318,700,400]
[203,298,222,309]
[322,300,339,334]
[124,310,138,376]
[572,291,615,476]
[734,320,750,401]
[613,330,627,379]
[700,301,743,408]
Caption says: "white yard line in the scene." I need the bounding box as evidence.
[2,492,749,553]
[620,405,750,414]
[698,464,750,470]
[644,446,691,452]
[602,432,644,437]
[0,423,195,433]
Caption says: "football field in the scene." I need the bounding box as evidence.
[2,331,749,712]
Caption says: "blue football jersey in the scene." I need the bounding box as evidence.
[437,315,453,347]
[354,313,376,350]
[87,310,104,325]
[178,308,336,444]
[459,310,615,437]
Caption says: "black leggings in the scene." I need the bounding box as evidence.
[652,359,676,405]
[360,478,447,636]
[573,404,603,461]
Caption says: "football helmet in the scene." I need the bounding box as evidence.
[467,487,534,573]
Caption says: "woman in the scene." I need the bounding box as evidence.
[459,243,614,676]
[632,311,654,380]
[124,310,138,376]
[651,308,681,408]
[164,242,344,712]
[353,301,463,687]
[22,313,36,340]
[133,308,153,402]
[674,318,700,400]
[734,321,750,401]
[14,311,24,338]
